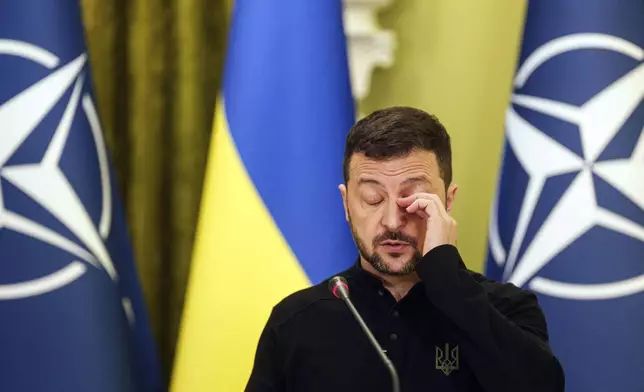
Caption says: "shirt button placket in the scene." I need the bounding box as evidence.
[386,306,401,367]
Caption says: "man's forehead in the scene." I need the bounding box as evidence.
[349,151,439,178]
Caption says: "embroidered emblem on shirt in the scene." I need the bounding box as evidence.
[436,343,459,376]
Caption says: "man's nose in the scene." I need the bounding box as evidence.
[381,199,406,231]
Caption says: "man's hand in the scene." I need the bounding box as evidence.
[397,193,457,255]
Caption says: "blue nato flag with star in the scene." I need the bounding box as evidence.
[169,0,358,390]
[0,1,161,391]
[485,1,644,391]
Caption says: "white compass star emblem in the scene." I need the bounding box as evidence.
[489,33,644,300]
[0,40,132,322]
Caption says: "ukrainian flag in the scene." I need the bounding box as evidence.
[170,1,357,390]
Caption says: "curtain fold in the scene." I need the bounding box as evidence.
[80,0,227,380]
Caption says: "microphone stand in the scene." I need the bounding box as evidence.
[341,294,401,392]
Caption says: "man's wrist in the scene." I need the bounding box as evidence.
[416,244,462,282]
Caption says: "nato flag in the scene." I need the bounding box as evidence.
[0,1,162,391]
[485,1,644,391]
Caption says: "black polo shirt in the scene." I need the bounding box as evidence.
[245,245,565,391]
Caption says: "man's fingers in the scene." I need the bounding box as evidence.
[405,198,434,220]
[401,193,450,218]
[396,195,416,208]
[398,193,440,204]
[408,206,430,220]
[397,193,432,208]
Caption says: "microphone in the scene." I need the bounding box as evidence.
[328,276,401,392]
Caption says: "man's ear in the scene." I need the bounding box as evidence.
[446,183,459,214]
[338,183,349,221]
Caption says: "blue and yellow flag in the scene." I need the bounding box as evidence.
[171,0,357,390]
[485,1,644,391]
[0,1,162,391]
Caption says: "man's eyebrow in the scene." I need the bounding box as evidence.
[357,176,432,188]
[401,175,431,186]
[357,178,383,186]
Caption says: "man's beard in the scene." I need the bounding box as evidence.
[348,214,422,277]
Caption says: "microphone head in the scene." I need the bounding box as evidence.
[328,276,349,300]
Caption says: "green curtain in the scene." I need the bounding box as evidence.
[80,0,228,380]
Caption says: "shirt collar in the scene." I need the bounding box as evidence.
[343,257,386,291]
[342,257,434,302]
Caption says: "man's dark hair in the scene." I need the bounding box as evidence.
[343,106,452,186]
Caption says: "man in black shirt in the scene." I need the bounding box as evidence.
[245,107,565,391]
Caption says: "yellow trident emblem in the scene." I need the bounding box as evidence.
[436,343,459,376]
